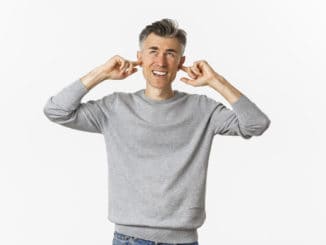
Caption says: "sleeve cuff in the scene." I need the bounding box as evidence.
[231,94,256,112]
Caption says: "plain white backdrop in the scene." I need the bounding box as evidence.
[0,0,325,244]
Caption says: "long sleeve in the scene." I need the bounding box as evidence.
[43,79,116,134]
[207,94,271,139]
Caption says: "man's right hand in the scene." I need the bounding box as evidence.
[100,55,141,80]
[80,55,141,90]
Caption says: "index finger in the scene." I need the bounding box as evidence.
[131,60,141,66]
[180,65,189,72]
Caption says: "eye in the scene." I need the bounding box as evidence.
[167,52,176,57]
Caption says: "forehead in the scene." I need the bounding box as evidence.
[141,33,182,52]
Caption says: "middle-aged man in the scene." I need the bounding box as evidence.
[43,18,271,245]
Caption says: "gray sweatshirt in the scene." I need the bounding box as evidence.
[43,79,271,243]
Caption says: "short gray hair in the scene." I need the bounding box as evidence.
[139,18,187,55]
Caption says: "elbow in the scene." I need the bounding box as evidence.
[43,101,52,119]
[43,98,74,123]
[254,116,271,136]
[43,106,57,122]
[43,99,58,121]
[43,100,53,120]
[241,116,271,137]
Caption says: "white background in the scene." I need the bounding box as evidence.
[1,0,325,244]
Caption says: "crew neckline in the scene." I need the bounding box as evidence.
[137,89,182,104]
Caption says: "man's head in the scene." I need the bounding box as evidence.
[137,19,187,90]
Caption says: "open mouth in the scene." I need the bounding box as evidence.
[152,70,168,77]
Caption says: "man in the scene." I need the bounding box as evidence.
[43,19,270,245]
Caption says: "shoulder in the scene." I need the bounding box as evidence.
[185,91,221,106]
[112,90,136,102]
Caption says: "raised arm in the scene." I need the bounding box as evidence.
[43,55,140,133]
[180,60,271,139]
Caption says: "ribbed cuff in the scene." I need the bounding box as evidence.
[231,94,267,119]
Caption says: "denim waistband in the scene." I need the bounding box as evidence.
[113,228,198,244]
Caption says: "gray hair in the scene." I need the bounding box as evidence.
[139,18,187,55]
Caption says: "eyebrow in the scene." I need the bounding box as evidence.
[148,46,177,53]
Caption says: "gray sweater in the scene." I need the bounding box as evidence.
[43,79,271,243]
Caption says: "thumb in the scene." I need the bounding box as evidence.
[180,66,189,72]
[180,77,190,83]
[180,77,197,86]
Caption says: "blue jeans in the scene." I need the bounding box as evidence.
[112,231,199,245]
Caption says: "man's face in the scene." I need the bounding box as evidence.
[137,33,185,89]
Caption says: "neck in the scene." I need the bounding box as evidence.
[144,84,174,101]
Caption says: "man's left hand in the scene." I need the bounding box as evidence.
[180,60,226,87]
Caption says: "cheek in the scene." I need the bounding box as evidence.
[142,60,153,69]
[142,55,153,63]
[170,65,179,73]
[169,60,180,69]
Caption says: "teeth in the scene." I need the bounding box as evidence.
[153,70,167,76]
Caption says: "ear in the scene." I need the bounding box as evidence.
[137,51,143,66]
[178,56,186,70]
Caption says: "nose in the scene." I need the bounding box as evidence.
[154,53,167,67]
